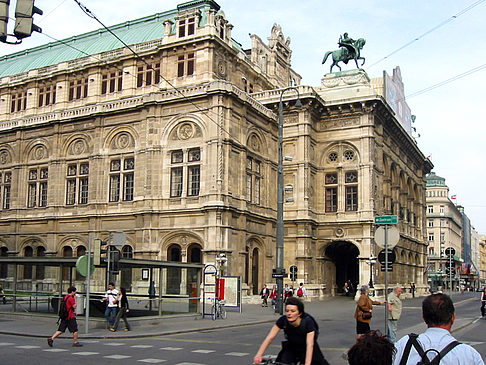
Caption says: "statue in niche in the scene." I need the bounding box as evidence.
[322,33,366,73]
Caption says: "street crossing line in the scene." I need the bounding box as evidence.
[16,345,40,349]
[191,349,216,353]
[225,352,250,356]
[0,343,14,346]
[138,360,167,363]
[104,354,132,359]
[43,348,68,352]
[105,342,126,346]
[72,352,100,356]
[160,346,183,351]
[131,345,154,348]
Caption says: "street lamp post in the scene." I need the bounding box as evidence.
[439,212,444,290]
[275,87,302,315]
[366,256,376,288]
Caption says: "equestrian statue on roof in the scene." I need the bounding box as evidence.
[322,32,366,73]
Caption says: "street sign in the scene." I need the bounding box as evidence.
[374,226,400,248]
[374,215,398,225]
[76,255,95,277]
[445,247,455,257]
[289,265,298,274]
[272,273,288,278]
[110,231,126,248]
[380,264,393,272]
[378,249,396,265]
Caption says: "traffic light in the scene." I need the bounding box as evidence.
[290,272,297,281]
[93,238,108,266]
[0,0,9,43]
[14,0,42,39]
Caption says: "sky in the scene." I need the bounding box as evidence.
[1,0,485,233]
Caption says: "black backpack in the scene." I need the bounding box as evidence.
[57,296,69,322]
[399,333,460,365]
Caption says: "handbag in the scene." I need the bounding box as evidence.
[362,311,372,320]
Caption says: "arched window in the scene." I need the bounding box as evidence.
[122,245,133,258]
[36,246,46,279]
[62,246,73,281]
[23,246,33,279]
[187,243,202,263]
[0,247,8,278]
[75,246,86,280]
[167,244,181,294]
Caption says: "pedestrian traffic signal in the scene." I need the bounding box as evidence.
[13,0,42,39]
[290,272,297,281]
[110,248,121,274]
[0,0,9,43]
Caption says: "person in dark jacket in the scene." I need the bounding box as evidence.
[260,284,269,307]
[254,297,329,365]
[112,286,130,331]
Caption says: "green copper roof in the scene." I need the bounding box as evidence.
[0,0,219,78]
[426,172,446,187]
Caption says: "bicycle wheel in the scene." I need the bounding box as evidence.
[211,304,217,320]
[220,305,227,319]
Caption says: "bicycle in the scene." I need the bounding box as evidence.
[211,298,227,320]
[257,356,295,364]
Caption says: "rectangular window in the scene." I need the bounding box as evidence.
[66,162,88,205]
[177,53,195,77]
[345,186,358,211]
[246,157,262,205]
[178,19,186,37]
[427,205,433,214]
[68,78,88,101]
[1,172,11,210]
[136,63,160,87]
[11,91,27,113]
[101,71,123,94]
[428,220,434,227]
[179,17,196,38]
[109,157,134,202]
[28,167,48,208]
[171,167,183,197]
[325,187,337,212]
[38,85,56,107]
[187,166,200,196]
[428,233,434,242]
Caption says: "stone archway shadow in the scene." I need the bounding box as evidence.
[325,240,360,294]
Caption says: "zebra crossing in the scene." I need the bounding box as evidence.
[0,340,254,364]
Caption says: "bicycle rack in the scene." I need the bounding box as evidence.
[201,264,217,318]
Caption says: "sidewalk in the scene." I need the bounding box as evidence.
[0,293,477,340]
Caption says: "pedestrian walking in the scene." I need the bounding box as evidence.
[269,285,277,309]
[297,282,307,299]
[0,284,6,304]
[112,286,131,331]
[393,293,484,364]
[253,297,329,365]
[260,284,269,307]
[387,286,402,343]
[47,286,83,347]
[347,330,395,365]
[480,287,486,318]
[103,282,119,331]
[355,284,385,339]
[410,282,415,298]
[146,280,156,309]
[343,281,350,296]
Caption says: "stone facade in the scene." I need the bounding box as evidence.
[0,0,432,298]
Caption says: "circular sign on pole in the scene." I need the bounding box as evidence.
[378,249,396,265]
[374,226,399,249]
[289,265,298,274]
[445,247,455,257]
[76,255,95,277]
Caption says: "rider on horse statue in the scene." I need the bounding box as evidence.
[322,32,366,73]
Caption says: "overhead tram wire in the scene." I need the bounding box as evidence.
[72,0,238,141]
[368,0,486,69]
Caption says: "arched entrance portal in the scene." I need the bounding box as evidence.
[325,241,359,293]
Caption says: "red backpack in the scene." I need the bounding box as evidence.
[297,287,303,297]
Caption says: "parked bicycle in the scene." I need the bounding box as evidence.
[211,298,226,320]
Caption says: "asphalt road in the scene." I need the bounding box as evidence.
[0,293,484,364]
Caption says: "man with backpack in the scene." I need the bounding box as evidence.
[297,283,307,299]
[393,293,483,365]
[47,286,83,348]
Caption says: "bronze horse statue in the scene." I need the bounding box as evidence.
[322,38,366,73]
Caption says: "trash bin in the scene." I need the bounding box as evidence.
[75,294,85,315]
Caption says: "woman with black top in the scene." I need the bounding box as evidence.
[253,297,329,365]
[112,286,130,331]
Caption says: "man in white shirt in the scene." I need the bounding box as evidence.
[387,286,402,343]
[393,293,484,365]
[103,282,119,331]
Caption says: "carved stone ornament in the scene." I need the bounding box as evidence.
[178,123,195,140]
[249,134,261,152]
[320,70,370,89]
[112,132,134,150]
[335,227,345,237]
[33,145,47,160]
[0,150,11,165]
[69,139,87,155]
